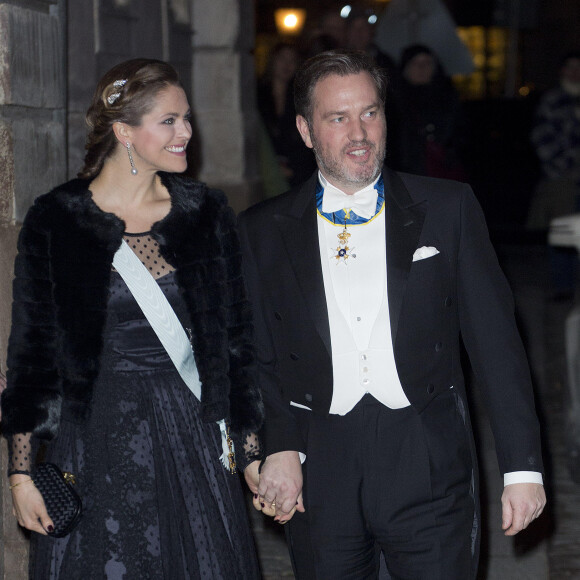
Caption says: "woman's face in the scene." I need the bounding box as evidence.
[403,53,436,86]
[127,85,192,174]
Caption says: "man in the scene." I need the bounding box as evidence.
[239,50,545,579]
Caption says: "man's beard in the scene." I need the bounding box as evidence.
[311,133,386,191]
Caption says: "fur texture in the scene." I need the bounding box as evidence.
[1,172,263,440]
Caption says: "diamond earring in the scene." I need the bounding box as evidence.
[126,142,138,175]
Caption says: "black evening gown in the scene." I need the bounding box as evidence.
[28,261,261,579]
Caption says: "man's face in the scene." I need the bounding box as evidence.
[296,72,386,194]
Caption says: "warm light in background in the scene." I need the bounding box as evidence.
[455,26,509,99]
[274,9,306,36]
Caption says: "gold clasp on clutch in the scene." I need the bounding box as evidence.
[62,472,77,485]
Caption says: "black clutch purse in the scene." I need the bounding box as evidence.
[32,463,82,537]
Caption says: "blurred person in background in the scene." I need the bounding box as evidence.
[258,42,315,189]
[318,9,347,49]
[389,44,468,181]
[302,32,341,60]
[345,7,396,76]
[528,51,580,300]
[344,7,398,158]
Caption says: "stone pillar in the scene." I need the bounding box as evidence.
[0,1,67,577]
[67,0,97,178]
[191,0,261,213]
[67,0,195,179]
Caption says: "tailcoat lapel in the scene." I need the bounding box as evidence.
[270,169,426,357]
[383,169,427,343]
[274,174,332,356]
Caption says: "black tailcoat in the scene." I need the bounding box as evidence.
[238,167,543,478]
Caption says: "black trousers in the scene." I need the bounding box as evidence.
[285,392,479,580]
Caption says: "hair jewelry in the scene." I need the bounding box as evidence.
[107,79,127,104]
[126,142,138,175]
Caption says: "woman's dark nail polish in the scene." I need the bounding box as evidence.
[47,525,54,532]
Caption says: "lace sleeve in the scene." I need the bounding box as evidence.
[231,431,263,473]
[6,433,38,477]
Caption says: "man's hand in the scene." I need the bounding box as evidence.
[501,482,546,536]
[257,451,305,523]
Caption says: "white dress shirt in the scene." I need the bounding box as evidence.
[318,175,410,414]
[315,172,542,487]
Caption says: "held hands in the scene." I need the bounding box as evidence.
[501,482,546,536]
[244,462,288,519]
[244,451,305,524]
[9,474,53,535]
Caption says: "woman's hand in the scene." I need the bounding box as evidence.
[244,460,273,514]
[243,459,260,494]
[244,460,277,518]
[244,459,298,522]
[9,475,53,535]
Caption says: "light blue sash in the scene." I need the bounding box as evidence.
[113,239,234,470]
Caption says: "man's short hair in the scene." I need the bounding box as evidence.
[294,49,388,125]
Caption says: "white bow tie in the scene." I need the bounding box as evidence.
[322,185,379,219]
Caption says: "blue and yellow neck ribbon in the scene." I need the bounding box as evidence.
[316,175,385,226]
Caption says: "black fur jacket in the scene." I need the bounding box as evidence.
[1,172,263,441]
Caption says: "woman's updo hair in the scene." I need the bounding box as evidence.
[79,58,182,179]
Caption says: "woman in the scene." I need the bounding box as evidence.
[1,59,263,579]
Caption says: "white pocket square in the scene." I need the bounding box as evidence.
[290,401,313,411]
[412,246,440,262]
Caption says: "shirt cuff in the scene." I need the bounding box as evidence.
[503,471,543,486]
